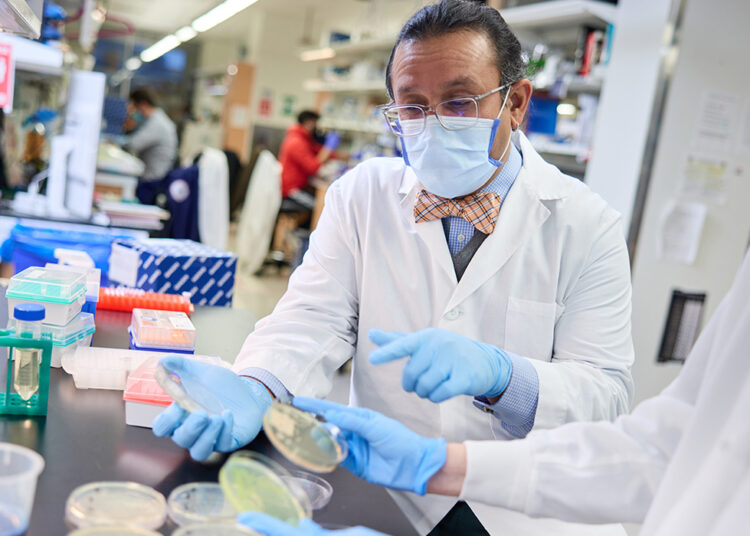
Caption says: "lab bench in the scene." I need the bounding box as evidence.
[0,297,418,536]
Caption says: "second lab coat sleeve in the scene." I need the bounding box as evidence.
[460,284,719,525]
[529,205,634,430]
[233,179,358,397]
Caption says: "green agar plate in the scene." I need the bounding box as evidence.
[263,402,347,473]
[218,451,311,526]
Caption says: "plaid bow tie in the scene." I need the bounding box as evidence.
[414,189,503,234]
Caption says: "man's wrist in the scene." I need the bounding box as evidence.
[426,442,466,497]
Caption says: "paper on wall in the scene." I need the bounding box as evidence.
[657,201,707,265]
[679,155,729,204]
[691,90,741,154]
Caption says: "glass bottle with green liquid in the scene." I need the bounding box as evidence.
[11,304,45,401]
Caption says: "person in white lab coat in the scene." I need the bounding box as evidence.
[153,1,633,534]
[239,250,750,536]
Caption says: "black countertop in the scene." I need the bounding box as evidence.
[0,304,417,535]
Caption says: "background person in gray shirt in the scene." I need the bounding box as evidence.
[124,87,177,184]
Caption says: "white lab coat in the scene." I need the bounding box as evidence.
[235,131,634,535]
[198,147,229,250]
[461,250,750,535]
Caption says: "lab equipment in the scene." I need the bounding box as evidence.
[97,287,194,314]
[172,523,259,536]
[151,356,272,461]
[8,312,95,368]
[369,328,513,402]
[0,307,53,416]
[280,471,333,510]
[262,403,347,473]
[46,252,101,316]
[11,304,45,402]
[67,527,161,536]
[293,397,447,496]
[65,481,166,530]
[129,309,196,354]
[61,347,223,391]
[218,451,312,526]
[0,443,45,536]
[154,360,224,415]
[166,482,236,526]
[6,267,87,326]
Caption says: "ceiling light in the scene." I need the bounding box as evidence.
[175,26,198,42]
[191,0,259,33]
[124,57,142,71]
[557,103,577,116]
[300,47,335,62]
[140,34,181,63]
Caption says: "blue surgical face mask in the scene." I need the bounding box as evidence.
[401,90,512,199]
[132,111,145,126]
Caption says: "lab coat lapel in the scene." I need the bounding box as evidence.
[399,169,458,286]
[446,167,550,311]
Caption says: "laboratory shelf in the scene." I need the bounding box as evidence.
[299,36,396,63]
[502,0,617,30]
[534,76,604,95]
[0,0,41,39]
[0,34,63,75]
[318,118,385,135]
[303,79,387,94]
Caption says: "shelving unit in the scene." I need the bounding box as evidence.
[0,34,64,76]
[502,0,617,29]
[303,79,387,95]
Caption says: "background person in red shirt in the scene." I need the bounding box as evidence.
[272,110,341,259]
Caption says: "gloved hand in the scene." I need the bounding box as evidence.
[152,356,272,461]
[293,397,446,495]
[369,328,512,402]
[238,513,388,536]
[323,131,340,151]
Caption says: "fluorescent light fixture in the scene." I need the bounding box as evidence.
[557,103,577,116]
[124,57,142,71]
[192,0,259,33]
[140,34,181,63]
[300,47,335,62]
[175,26,198,42]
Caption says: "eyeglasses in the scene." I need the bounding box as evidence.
[381,83,512,137]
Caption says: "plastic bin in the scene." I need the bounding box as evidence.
[8,313,95,368]
[6,267,87,326]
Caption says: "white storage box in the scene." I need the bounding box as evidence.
[6,267,87,326]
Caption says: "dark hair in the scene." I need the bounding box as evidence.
[385,0,526,99]
[297,110,320,124]
[129,87,157,107]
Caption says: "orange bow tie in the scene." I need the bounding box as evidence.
[414,189,503,234]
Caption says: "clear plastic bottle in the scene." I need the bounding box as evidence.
[12,304,45,401]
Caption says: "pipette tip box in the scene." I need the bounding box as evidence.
[129,309,196,354]
[6,267,87,326]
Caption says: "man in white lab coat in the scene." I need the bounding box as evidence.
[239,251,750,536]
[153,1,633,534]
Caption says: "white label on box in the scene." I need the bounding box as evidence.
[169,316,195,331]
[108,243,140,287]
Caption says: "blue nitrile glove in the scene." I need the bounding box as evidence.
[369,328,513,402]
[293,397,446,495]
[152,356,272,461]
[238,513,388,536]
[323,131,340,151]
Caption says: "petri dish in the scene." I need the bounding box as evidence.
[218,451,311,526]
[65,481,167,530]
[262,402,347,473]
[280,470,333,510]
[154,360,224,415]
[172,522,260,536]
[167,482,236,526]
[67,527,162,535]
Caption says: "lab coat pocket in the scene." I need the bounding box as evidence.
[504,297,558,361]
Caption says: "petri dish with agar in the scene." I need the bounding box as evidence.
[154,360,224,415]
[172,522,260,536]
[167,482,236,526]
[65,481,167,530]
[67,527,162,536]
[280,470,333,510]
[262,402,347,473]
[218,451,311,526]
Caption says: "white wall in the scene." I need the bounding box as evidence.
[629,0,750,405]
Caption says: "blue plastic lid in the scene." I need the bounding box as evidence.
[14,303,46,321]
